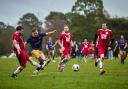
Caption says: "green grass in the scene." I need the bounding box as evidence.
[0,57,128,89]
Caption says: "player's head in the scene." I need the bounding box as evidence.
[16,26,24,34]
[102,23,107,30]
[32,27,39,37]
[120,34,124,39]
[84,39,87,42]
[48,37,52,41]
[63,25,69,33]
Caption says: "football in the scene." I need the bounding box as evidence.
[72,64,80,72]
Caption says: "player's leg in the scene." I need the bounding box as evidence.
[32,50,46,68]
[97,47,106,75]
[94,48,99,67]
[99,54,106,75]
[83,51,88,63]
[119,51,123,64]
[11,50,27,78]
[59,55,70,72]
[11,65,25,78]
[52,50,56,62]
[122,51,126,64]
[58,48,70,72]
[46,51,52,65]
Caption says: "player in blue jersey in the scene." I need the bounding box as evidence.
[46,37,56,65]
[25,27,56,74]
[115,34,127,64]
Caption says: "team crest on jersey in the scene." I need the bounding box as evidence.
[106,32,108,34]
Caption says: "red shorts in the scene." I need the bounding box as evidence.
[14,50,29,66]
[82,50,88,56]
[97,45,108,56]
[63,47,71,57]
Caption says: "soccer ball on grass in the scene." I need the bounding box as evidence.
[72,64,80,72]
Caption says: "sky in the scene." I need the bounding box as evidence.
[0,0,128,26]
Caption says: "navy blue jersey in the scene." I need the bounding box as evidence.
[47,41,54,50]
[27,32,46,50]
[118,39,127,51]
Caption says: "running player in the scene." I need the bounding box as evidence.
[58,25,73,72]
[93,23,113,75]
[115,34,127,64]
[81,39,89,63]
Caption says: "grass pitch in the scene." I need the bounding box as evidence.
[0,57,128,89]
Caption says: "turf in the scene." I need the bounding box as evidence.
[0,57,128,89]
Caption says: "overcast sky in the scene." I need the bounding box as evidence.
[0,0,128,26]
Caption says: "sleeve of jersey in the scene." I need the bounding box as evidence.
[12,34,18,41]
[40,32,46,37]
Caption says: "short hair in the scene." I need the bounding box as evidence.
[32,27,38,32]
[16,26,24,31]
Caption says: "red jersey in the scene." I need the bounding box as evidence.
[89,43,94,53]
[81,42,88,51]
[96,29,113,47]
[12,32,25,51]
[59,32,72,48]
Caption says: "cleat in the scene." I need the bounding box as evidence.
[58,63,64,72]
[11,73,17,79]
[100,70,106,75]
[95,62,98,67]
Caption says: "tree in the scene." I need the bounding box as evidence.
[44,11,68,40]
[72,0,104,16]
[0,22,6,29]
[0,24,15,55]
[18,13,42,28]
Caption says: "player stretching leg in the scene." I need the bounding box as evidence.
[58,25,73,72]
[25,27,56,74]
[93,23,114,75]
[11,26,41,78]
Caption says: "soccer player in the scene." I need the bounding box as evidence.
[93,23,113,75]
[88,41,94,59]
[25,27,56,74]
[58,25,73,72]
[115,34,127,64]
[11,26,41,78]
[46,37,56,65]
[81,39,89,63]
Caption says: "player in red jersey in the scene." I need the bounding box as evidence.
[94,23,113,75]
[11,26,41,78]
[88,41,94,59]
[58,25,73,72]
[81,39,89,63]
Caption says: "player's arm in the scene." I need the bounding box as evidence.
[13,40,21,54]
[58,39,62,48]
[93,34,98,44]
[70,40,74,47]
[124,41,127,49]
[24,38,30,47]
[53,40,58,47]
[45,30,56,36]
[46,44,48,50]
